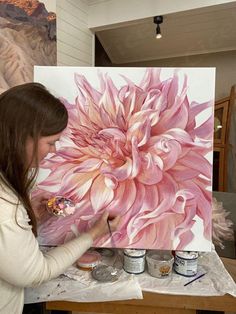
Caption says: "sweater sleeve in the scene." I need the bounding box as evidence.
[0,203,93,288]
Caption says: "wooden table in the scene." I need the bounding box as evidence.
[46,258,236,314]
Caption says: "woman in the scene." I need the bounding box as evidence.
[0,83,120,314]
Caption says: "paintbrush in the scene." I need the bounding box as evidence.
[184,273,207,286]
[107,217,116,248]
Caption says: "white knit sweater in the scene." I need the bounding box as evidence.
[0,183,93,314]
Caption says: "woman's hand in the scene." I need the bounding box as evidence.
[87,211,121,241]
[30,195,50,220]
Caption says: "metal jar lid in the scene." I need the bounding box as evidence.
[124,249,146,257]
[175,251,198,259]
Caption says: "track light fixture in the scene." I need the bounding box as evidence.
[153,15,163,39]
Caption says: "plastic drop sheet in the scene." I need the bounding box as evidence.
[139,249,236,297]
[25,248,236,304]
[24,268,142,303]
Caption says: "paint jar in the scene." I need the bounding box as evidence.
[174,251,198,277]
[123,249,146,274]
[77,251,101,271]
[96,248,115,258]
[146,250,174,278]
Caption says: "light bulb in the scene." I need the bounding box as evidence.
[156,25,162,39]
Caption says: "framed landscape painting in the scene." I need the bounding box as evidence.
[0,0,56,93]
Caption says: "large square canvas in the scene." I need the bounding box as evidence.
[33,66,215,251]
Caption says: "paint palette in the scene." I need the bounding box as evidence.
[92,264,120,282]
[46,196,75,217]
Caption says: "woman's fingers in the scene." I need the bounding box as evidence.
[108,215,121,231]
[87,211,121,240]
[101,211,110,222]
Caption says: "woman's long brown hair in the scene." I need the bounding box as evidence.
[0,83,68,236]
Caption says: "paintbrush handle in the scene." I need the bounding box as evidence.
[184,273,207,286]
[107,219,116,248]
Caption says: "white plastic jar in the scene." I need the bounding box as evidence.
[146,250,174,278]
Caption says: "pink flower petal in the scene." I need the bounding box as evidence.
[136,153,163,185]
[105,180,137,216]
[63,172,98,200]
[168,165,200,182]
[190,115,214,140]
[176,230,195,250]
[101,157,132,181]
[139,68,162,91]
[74,158,102,173]
[104,175,118,189]
[178,151,212,179]
[90,175,114,212]
[98,128,126,142]
[131,137,141,178]
[186,100,213,131]
[153,100,189,133]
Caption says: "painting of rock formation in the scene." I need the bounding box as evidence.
[0,0,56,93]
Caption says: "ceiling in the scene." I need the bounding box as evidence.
[95,2,236,64]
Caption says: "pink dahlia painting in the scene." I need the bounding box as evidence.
[33,66,215,251]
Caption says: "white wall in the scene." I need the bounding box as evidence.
[88,0,235,30]
[118,50,236,101]
[57,0,94,66]
[41,0,56,12]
